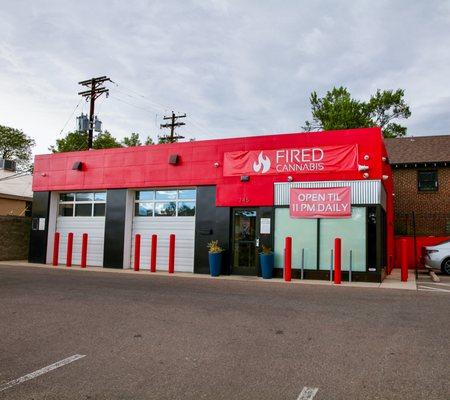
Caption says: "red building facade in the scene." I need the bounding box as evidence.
[29,127,394,282]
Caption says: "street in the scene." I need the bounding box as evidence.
[0,264,449,399]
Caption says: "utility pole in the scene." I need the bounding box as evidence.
[160,111,186,143]
[78,76,111,149]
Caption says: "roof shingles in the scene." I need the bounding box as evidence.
[384,135,450,164]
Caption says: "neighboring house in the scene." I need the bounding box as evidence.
[385,135,450,236]
[0,159,33,216]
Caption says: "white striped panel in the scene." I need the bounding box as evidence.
[56,217,105,266]
[274,180,386,209]
[131,216,195,272]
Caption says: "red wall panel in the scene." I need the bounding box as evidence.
[33,127,389,207]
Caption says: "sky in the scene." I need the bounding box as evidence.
[1,0,450,155]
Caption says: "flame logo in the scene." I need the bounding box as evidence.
[253,151,271,173]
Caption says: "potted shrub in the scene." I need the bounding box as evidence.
[207,240,223,277]
[259,245,274,279]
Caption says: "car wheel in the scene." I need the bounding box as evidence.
[442,258,450,275]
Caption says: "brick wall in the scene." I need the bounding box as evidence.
[392,167,450,235]
[0,216,31,261]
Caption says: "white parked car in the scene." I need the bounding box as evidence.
[424,240,450,275]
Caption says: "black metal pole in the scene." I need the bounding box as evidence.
[88,78,95,149]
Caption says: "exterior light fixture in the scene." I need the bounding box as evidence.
[363,172,369,179]
[240,175,250,182]
[40,172,47,177]
[364,155,370,161]
[382,156,387,162]
[358,165,369,171]
[382,175,389,180]
[72,161,83,171]
[287,176,293,182]
[168,154,179,165]
[213,162,220,168]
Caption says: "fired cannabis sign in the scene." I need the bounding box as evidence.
[223,145,358,176]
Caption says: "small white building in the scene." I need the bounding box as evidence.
[0,160,33,216]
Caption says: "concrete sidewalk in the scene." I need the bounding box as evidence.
[0,260,417,291]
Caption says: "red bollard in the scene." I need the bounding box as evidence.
[168,234,175,274]
[400,238,408,282]
[134,234,141,271]
[66,232,73,267]
[81,233,88,268]
[53,232,60,266]
[150,234,157,272]
[284,237,292,282]
[334,238,342,284]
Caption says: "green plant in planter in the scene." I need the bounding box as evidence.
[207,240,223,277]
[261,244,272,255]
[207,240,223,253]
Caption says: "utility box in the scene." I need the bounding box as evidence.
[76,114,89,132]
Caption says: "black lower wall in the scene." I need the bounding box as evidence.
[194,186,230,274]
[28,191,50,263]
[103,189,127,268]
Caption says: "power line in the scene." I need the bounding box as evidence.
[58,99,82,136]
[109,80,212,138]
[109,82,170,111]
[109,93,161,114]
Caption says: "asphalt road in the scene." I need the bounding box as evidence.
[0,265,449,400]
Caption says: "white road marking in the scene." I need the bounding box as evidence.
[423,281,450,287]
[297,386,319,400]
[418,285,450,293]
[0,354,86,392]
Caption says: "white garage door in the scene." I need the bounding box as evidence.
[131,189,196,272]
[55,192,106,266]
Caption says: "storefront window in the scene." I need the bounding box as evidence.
[154,202,177,216]
[136,191,154,201]
[59,192,106,217]
[135,189,196,217]
[274,208,318,270]
[156,190,177,200]
[319,207,366,271]
[178,201,196,216]
[75,203,92,216]
[135,202,153,216]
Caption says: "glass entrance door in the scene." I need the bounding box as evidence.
[232,209,258,275]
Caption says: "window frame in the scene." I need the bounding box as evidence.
[134,188,196,217]
[58,191,107,217]
[417,170,438,192]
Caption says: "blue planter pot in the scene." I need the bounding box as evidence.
[208,252,222,277]
[259,253,274,279]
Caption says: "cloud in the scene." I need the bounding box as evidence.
[0,0,449,155]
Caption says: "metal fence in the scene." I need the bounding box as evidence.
[394,212,450,236]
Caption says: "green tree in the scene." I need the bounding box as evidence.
[303,86,410,138]
[50,130,122,153]
[157,135,170,144]
[49,131,89,153]
[93,130,122,149]
[0,125,35,171]
[122,132,142,147]
[366,89,411,138]
[145,136,155,145]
